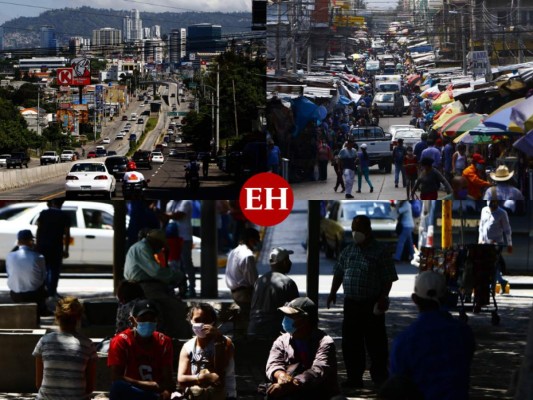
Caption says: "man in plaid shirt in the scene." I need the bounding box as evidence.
[327,215,398,389]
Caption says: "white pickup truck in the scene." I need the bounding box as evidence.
[350,126,392,173]
[60,150,76,162]
[40,151,60,165]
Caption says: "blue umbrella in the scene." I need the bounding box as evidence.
[513,129,533,156]
[468,123,514,136]
[484,108,513,131]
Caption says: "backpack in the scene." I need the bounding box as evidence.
[410,200,422,218]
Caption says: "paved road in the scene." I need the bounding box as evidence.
[290,115,451,200]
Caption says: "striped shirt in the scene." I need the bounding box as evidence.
[333,238,398,301]
[33,332,97,400]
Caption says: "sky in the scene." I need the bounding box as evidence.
[0,0,252,25]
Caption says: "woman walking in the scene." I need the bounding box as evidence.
[356,144,374,193]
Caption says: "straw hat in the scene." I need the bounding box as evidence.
[490,165,514,181]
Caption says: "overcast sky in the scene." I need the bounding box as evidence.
[0,0,252,25]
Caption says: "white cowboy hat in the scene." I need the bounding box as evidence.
[490,165,514,181]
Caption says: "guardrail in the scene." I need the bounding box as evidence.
[0,163,71,191]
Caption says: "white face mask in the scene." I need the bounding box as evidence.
[352,231,366,244]
[191,322,207,338]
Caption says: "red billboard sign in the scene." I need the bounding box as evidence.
[70,58,91,86]
[57,68,73,85]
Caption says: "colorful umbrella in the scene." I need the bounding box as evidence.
[436,113,474,133]
[489,97,525,116]
[468,123,516,136]
[441,113,485,138]
[407,74,422,85]
[484,107,524,133]
[453,132,501,144]
[510,95,533,133]
[432,90,454,111]
[421,85,441,99]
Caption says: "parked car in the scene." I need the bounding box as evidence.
[151,151,164,163]
[132,150,152,169]
[320,200,397,259]
[6,152,29,169]
[104,155,129,180]
[0,154,10,167]
[40,151,59,165]
[0,201,200,269]
[65,160,116,199]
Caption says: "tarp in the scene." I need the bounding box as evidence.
[290,96,325,137]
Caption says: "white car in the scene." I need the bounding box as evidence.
[116,132,125,140]
[65,160,116,199]
[391,128,425,149]
[102,137,111,144]
[0,154,11,167]
[0,201,201,268]
[151,151,164,163]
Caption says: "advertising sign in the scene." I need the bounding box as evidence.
[70,57,91,86]
[57,68,73,85]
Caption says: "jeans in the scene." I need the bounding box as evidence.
[394,227,414,261]
[318,160,329,180]
[342,297,389,384]
[394,162,405,186]
[358,166,373,191]
[43,251,62,297]
[180,240,195,291]
[109,380,159,400]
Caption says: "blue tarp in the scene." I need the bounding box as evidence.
[291,96,326,136]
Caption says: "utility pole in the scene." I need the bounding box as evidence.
[216,64,220,153]
[36,85,40,136]
[462,13,467,75]
[276,1,281,71]
[232,79,238,137]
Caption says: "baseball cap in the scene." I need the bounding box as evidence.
[131,299,158,318]
[279,297,318,321]
[360,143,368,149]
[472,153,485,164]
[269,247,294,264]
[146,229,167,246]
[17,229,34,241]
[414,271,446,304]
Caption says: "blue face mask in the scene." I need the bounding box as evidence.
[282,316,297,335]
[136,321,157,338]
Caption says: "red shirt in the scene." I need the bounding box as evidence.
[108,328,173,383]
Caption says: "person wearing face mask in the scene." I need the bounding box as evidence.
[225,227,261,337]
[327,215,398,389]
[462,153,491,200]
[124,229,188,338]
[248,247,300,341]
[6,229,49,316]
[479,201,513,292]
[33,296,97,400]
[177,303,236,400]
[265,297,339,399]
[108,299,174,400]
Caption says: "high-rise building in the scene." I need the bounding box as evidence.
[151,25,161,39]
[187,24,226,54]
[123,16,131,42]
[0,27,4,51]
[143,27,151,39]
[40,26,57,50]
[169,28,187,64]
[131,9,143,41]
[69,36,90,55]
[92,28,122,48]
[144,39,164,63]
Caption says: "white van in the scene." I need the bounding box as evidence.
[130,113,137,121]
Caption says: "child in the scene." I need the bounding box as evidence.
[404,146,418,200]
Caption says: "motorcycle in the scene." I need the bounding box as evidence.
[122,179,150,200]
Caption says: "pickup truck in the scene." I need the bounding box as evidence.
[60,150,77,162]
[349,126,392,173]
[40,151,60,165]
[6,152,30,168]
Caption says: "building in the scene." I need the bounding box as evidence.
[0,27,4,51]
[123,9,143,42]
[169,28,187,64]
[144,39,164,63]
[151,25,161,39]
[186,24,227,55]
[99,59,143,81]
[18,57,68,72]
[69,36,91,56]
[92,28,122,48]
[40,26,57,52]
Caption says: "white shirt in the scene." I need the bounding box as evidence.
[6,245,46,293]
[225,244,257,290]
[166,200,193,240]
[478,206,512,246]
[123,171,145,183]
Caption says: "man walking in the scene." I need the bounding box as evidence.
[6,229,48,316]
[317,140,332,181]
[338,138,358,199]
[327,215,398,389]
[392,138,406,188]
[36,199,70,298]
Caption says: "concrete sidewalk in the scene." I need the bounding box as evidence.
[0,286,532,400]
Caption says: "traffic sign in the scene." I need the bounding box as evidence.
[57,68,73,85]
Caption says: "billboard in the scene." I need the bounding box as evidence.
[70,58,91,86]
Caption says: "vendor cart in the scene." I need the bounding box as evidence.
[418,244,500,325]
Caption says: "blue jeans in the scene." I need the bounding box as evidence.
[109,380,159,400]
[43,252,62,297]
[395,227,414,261]
[357,167,373,191]
[394,162,405,186]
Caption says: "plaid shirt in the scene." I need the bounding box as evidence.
[333,238,398,301]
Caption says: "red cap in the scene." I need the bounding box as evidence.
[472,153,485,164]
